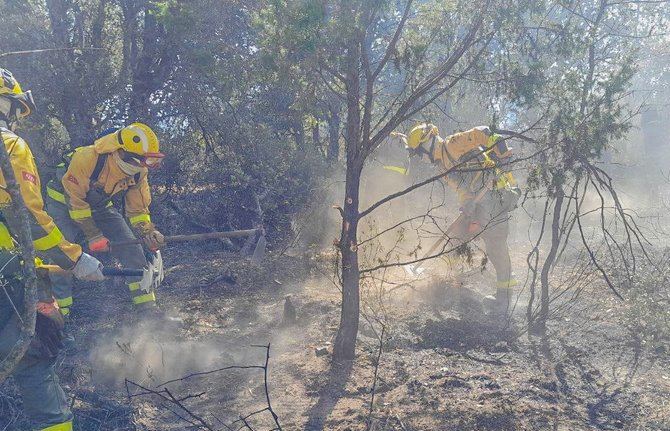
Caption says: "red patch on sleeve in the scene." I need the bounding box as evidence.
[22,171,37,184]
[66,174,79,185]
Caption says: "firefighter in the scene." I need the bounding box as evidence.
[45,123,166,315]
[0,67,105,430]
[0,266,74,431]
[401,123,521,316]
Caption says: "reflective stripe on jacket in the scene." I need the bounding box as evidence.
[0,129,82,269]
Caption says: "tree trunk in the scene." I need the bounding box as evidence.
[293,118,305,149]
[327,103,341,162]
[45,0,95,147]
[130,6,161,120]
[0,140,38,382]
[312,120,321,151]
[535,188,564,335]
[333,165,361,360]
[333,33,362,361]
[526,201,550,330]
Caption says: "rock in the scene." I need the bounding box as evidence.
[442,378,471,389]
[493,341,508,351]
[315,346,329,357]
[282,295,297,325]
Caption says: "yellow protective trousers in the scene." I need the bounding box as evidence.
[448,190,517,288]
[45,199,154,314]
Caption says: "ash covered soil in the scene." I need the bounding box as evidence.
[2,245,669,431]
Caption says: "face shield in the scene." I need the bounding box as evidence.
[384,130,433,175]
[13,90,35,119]
[493,138,512,159]
[0,91,35,126]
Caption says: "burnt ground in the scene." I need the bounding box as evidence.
[1,245,669,430]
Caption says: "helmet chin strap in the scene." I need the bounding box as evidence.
[415,136,437,163]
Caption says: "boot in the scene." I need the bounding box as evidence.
[61,316,77,352]
[483,287,512,319]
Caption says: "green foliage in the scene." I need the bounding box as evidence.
[0,0,664,252]
[0,0,329,248]
[149,0,194,29]
[488,1,644,195]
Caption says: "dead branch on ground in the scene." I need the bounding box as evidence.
[366,325,386,431]
[125,344,282,431]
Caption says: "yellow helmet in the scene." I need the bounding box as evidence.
[118,123,164,168]
[406,123,439,149]
[0,68,36,120]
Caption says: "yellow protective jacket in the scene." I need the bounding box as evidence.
[47,134,153,240]
[0,128,82,270]
[432,127,516,204]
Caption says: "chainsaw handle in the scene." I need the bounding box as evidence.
[102,268,144,277]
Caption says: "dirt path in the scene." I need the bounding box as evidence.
[2,247,669,430]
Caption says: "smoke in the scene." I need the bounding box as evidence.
[290,136,457,254]
[88,318,263,388]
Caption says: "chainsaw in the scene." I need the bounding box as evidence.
[108,228,266,292]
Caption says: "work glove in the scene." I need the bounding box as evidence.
[143,229,165,252]
[467,221,482,234]
[88,235,110,253]
[35,300,65,358]
[72,252,105,281]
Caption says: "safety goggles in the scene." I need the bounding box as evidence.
[410,135,437,163]
[142,153,165,168]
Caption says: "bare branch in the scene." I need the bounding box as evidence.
[0,47,105,58]
[371,0,414,81]
[126,344,281,431]
[366,325,385,430]
[574,180,624,300]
